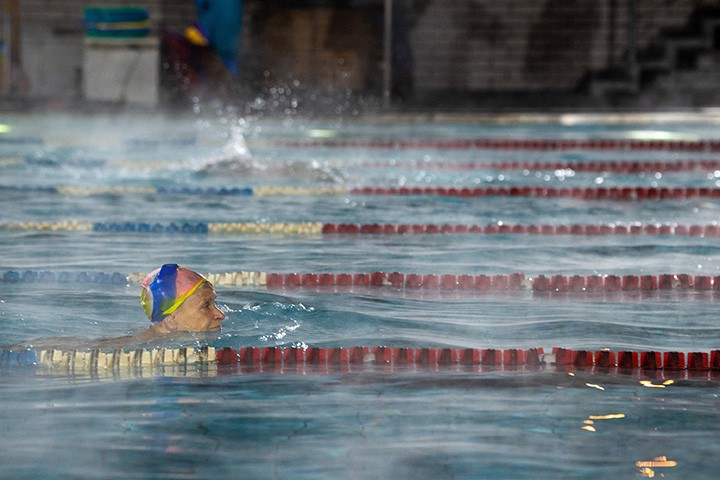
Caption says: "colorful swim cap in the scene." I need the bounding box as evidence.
[140,264,206,324]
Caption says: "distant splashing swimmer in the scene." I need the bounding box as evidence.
[198,130,344,183]
[199,155,346,184]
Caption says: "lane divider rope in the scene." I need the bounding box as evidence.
[2,346,720,377]
[319,222,720,236]
[0,137,44,145]
[11,157,720,175]
[350,186,720,199]
[0,136,198,147]
[0,221,323,234]
[262,272,719,293]
[214,346,720,374]
[3,221,720,237]
[0,185,344,196]
[362,159,720,173]
[276,138,720,151]
[0,346,214,369]
[4,270,720,293]
[5,184,720,200]
[4,136,720,152]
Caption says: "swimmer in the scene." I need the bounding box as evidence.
[9,264,225,351]
[199,155,346,184]
[133,263,226,340]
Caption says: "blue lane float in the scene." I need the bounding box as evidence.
[155,187,253,196]
[0,185,60,194]
[124,137,197,147]
[1,271,127,284]
[0,185,255,196]
[22,156,108,168]
[0,349,39,368]
[91,222,210,233]
[0,137,44,145]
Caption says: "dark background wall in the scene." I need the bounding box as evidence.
[4,0,720,109]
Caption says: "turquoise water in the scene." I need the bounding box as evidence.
[1,112,720,478]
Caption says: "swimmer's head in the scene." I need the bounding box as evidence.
[140,264,207,324]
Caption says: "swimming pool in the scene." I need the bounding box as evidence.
[1,110,720,478]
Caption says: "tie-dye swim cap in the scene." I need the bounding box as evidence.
[140,264,206,323]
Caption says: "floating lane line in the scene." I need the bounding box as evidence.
[0,346,215,369]
[3,270,720,293]
[6,135,720,157]
[0,136,44,145]
[3,221,720,237]
[0,221,95,232]
[319,222,720,237]
[0,157,23,166]
[0,221,323,234]
[56,186,157,195]
[260,272,717,293]
[252,186,346,196]
[215,347,720,374]
[14,158,720,174]
[2,346,720,377]
[350,186,720,200]
[0,185,343,196]
[275,138,720,152]
[4,184,720,200]
[361,159,720,173]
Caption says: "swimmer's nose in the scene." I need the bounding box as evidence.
[215,305,226,321]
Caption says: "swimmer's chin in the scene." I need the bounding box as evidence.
[180,324,222,334]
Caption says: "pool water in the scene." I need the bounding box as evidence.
[1,111,720,479]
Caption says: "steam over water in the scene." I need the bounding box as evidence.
[1,112,720,479]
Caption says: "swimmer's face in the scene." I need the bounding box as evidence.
[171,283,225,332]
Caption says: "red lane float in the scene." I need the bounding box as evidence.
[321,223,720,237]
[351,186,720,200]
[362,159,720,173]
[277,138,720,152]
[266,271,720,292]
[216,346,720,375]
